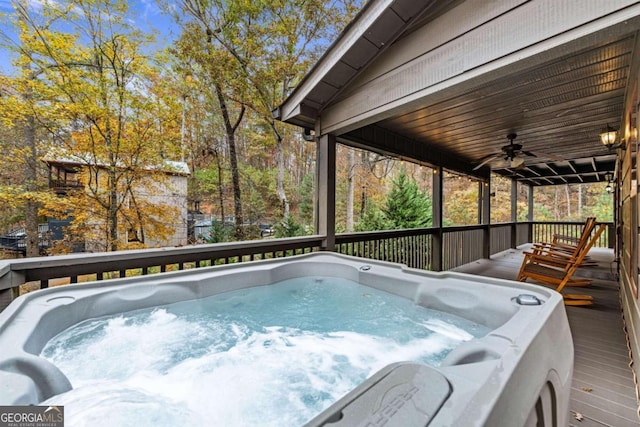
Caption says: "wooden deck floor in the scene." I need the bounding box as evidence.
[452,246,640,427]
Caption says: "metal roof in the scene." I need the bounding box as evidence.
[277,0,640,186]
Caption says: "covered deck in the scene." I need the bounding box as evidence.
[0,225,635,425]
[455,246,639,426]
[275,0,640,423]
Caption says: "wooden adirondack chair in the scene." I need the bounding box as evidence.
[517,223,606,306]
[549,217,596,248]
[529,217,598,268]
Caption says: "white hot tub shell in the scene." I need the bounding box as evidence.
[0,253,573,426]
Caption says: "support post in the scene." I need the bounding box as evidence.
[316,134,336,251]
[481,179,491,259]
[432,166,443,271]
[0,270,25,312]
[528,185,534,243]
[511,178,518,248]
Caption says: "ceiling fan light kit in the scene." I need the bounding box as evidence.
[511,157,525,168]
[473,133,561,171]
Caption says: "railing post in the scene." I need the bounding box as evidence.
[432,167,443,271]
[316,133,336,251]
[0,269,25,312]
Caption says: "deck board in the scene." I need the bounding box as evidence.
[452,245,640,427]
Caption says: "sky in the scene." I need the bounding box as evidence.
[0,0,180,75]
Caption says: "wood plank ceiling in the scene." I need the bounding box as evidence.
[373,34,634,186]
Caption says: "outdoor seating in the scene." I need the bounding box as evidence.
[517,223,606,305]
[529,217,598,268]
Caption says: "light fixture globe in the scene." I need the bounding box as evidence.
[605,183,613,193]
[600,125,618,148]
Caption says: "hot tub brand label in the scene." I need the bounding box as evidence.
[0,406,63,427]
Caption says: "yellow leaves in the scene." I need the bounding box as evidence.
[0,185,54,209]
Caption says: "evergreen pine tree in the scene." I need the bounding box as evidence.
[384,172,432,229]
[274,214,304,237]
[355,203,392,231]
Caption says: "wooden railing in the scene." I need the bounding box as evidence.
[49,179,84,194]
[489,223,512,256]
[516,223,530,247]
[531,221,613,249]
[0,221,615,311]
[0,236,324,308]
[336,228,434,270]
[336,223,521,271]
[442,225,486,270]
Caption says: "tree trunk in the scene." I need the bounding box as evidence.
[578,185,583,217]
[276,132,290,216]
[346,148,355,232]
[228,131,243,239]
[108,168,119,251]
[24,112,39,257]
[214,147,225,223]
[19,52,40,257]
[215,85,244,240]
[565,184,571,219]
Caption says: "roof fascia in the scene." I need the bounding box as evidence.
[275,0,394,124]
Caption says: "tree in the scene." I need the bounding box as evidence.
[346,147,356,231]
[443,174,479,226]
[274,213,304,238]
[0,111,48,243]
[171,21,249,239]
[353,171,432,231]
[298,173,315,228]
[175,0,361,222]
[355,202,391,232]
[384,172,432,229]
[0,1,58,256]
[4,0,182,251]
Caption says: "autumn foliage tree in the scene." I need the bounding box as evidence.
[173,0,361,223]
[2,0,182,252]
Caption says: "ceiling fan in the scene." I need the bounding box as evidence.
[472,133,561,171]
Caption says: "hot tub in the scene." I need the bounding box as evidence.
[0,253,572,426]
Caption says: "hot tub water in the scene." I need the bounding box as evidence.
[40,276,489,427]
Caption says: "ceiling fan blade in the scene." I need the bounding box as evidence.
[477,151,502,161]
[473,154,501,171]
[521,150,537,157]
